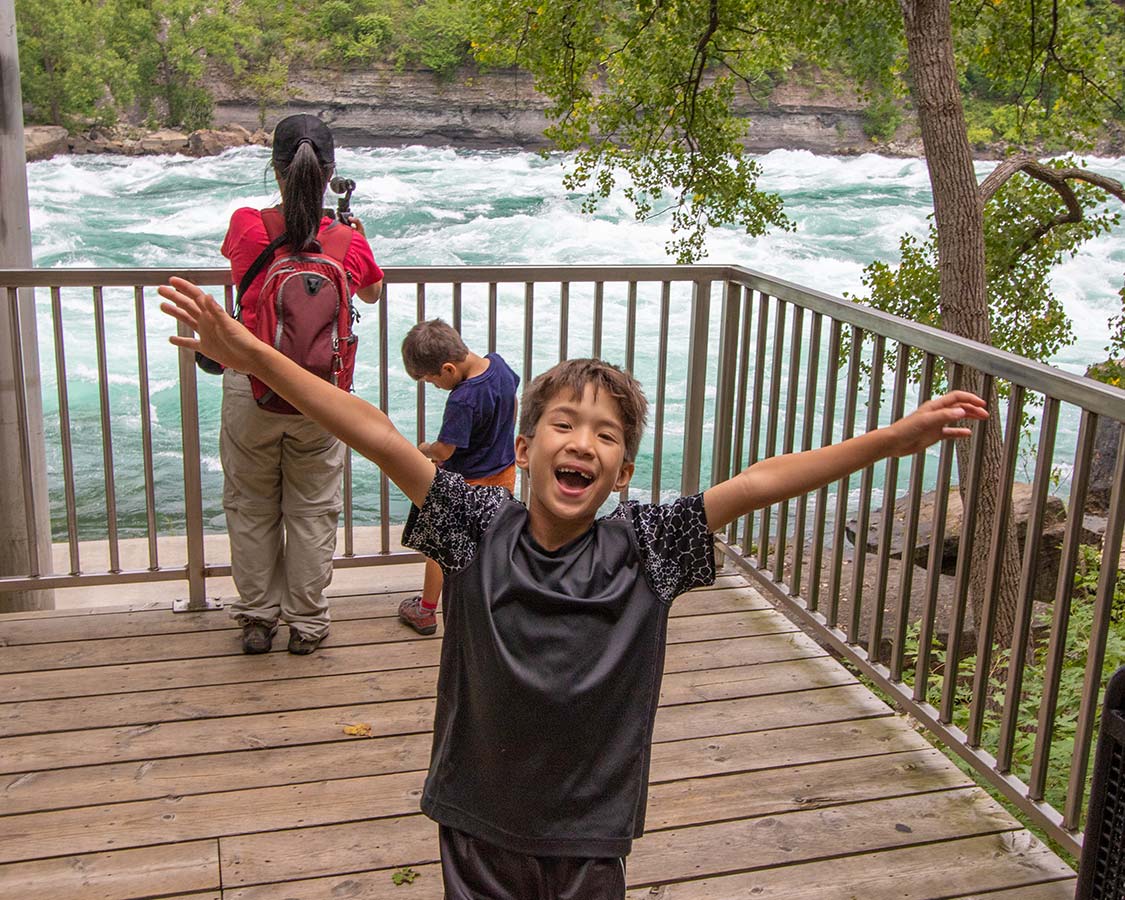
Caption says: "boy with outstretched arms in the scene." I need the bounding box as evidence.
[159,276,987,900]
[397,318,519,635]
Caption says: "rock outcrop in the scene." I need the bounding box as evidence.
[23,126,69,161]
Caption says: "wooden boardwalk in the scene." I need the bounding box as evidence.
[0,571,1077,899]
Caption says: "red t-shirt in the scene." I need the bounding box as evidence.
[221,207,384,334]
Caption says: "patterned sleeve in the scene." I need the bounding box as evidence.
[611,494,716,604]
[402,468,508,574]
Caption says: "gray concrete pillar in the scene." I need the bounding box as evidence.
[1,0,54,611]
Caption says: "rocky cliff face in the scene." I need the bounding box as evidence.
[208,65,915,156]
[26,65,917,161]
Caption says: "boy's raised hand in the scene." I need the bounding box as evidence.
[887,390,989,457]
[158,276,260,372]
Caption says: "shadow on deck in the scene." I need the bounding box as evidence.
[0,569,1076,899]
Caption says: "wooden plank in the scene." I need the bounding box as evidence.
[0,771,427,863]
[646,748,973,830]
[0,839,219,900]
[650,716,932,783]
[628,788,1020,887]
[221,814,436,888]
[659,655,844,705]
[0,732,434,815]
[0,697,438,774]
[0,666,440,738]
[0,616,791,704]
[623,832,1076,899]
[947,883,1076,900]
[224,863,445,900]
[652,683,891,743]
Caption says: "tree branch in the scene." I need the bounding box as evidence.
[978,154,1125,260]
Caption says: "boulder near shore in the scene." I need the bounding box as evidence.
[24,123,270,162]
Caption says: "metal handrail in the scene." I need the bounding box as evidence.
[2,262,1124,861]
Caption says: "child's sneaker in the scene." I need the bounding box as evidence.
[398,595,437,635]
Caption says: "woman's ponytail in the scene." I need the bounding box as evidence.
[278,141,329,252]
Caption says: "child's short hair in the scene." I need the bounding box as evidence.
[519,359,648,462]
[401,319,469,379]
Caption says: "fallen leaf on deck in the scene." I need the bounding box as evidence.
[342,722,373,737]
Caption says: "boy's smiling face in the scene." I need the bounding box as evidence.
[515,383,635,550]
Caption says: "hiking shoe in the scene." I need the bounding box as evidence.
[287,630,324,655]
[241,621,275,654]
[398,595,437,635]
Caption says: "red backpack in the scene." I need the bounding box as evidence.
[236,207,358,415]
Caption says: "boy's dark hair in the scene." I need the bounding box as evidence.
[519,358,648,462]
[401,319,470,379]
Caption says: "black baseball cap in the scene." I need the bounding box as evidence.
[272,114,335,167]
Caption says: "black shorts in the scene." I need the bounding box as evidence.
[439,825,627,900]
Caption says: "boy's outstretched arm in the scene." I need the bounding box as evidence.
[703,391,989,533]
[158,276,435,507]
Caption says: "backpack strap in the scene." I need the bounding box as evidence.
[232,207,288,321]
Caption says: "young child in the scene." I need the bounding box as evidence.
[158,277,987,899]
[398,318,519,635]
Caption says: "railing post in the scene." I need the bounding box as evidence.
[680,280,710,496]
[0,2,54,612]
[172,320,220,612]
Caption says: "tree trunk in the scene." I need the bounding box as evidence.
[899,0,1023,648]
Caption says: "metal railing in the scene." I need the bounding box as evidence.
[2,263,1124,858]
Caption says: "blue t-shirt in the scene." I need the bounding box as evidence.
[437,353,519,479]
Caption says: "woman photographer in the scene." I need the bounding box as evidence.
[220,114,383,655]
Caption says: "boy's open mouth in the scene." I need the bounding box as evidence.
[555,466,595,493]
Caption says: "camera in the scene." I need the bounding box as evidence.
[330,176,357,226]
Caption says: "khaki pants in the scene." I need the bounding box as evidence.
[220,370,344,639]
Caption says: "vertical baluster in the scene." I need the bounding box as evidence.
[939,370,992,724]
[592,281,604,359]
[809,319,842,613]
[1030,409,1096,801]
[680,280,711,496]
[790,311,822,596]
[619,280,640,504]
[758,298,786,570]
[890,353,934,681]
[651,283,671,503]
[133,287,159,569]
[6,286,42,577]
[744,292,770,556]
[174,313,207,608]
[827,325,863,628]
[379,285,390,554]
[868,343,909,661]
[522,282,534,504]
[559,282,570,362]
[625,281,637,375]
[996,396,1060,770]
[452,282,462,333]
[416,285,426,445]
[488,283,497,355]
[343,450,354,557]
[914,364,959,702]
[710,281,742,494]
[966,383,1025,746]
[773,305,803,584]
[93,287,121,572]
[50,287,80,574]
[848,334,885,643]
[729,285,755,549]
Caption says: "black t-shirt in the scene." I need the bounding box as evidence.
[403,468,716,858]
